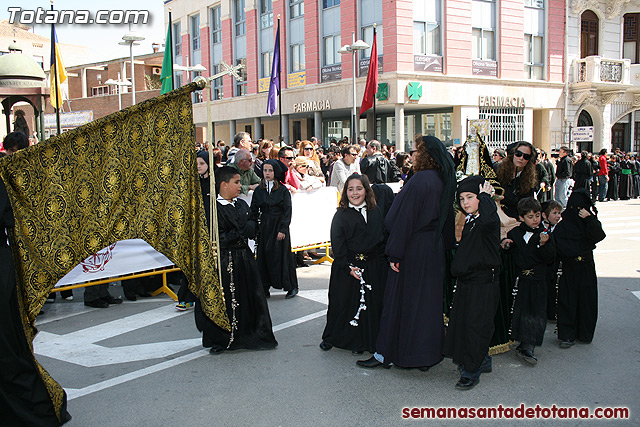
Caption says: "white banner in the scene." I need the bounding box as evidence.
[55,187,339,287]
[54,239,173,288]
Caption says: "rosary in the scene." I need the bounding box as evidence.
[349,266,372,327]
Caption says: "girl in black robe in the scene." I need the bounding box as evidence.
[320,174,387,353]
[553,189,605,346]
[250,159,299,298]
[194,166,277,353]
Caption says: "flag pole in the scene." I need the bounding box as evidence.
[51,1,61,135]
[169,8,175,91]
[372,24,377,141]
[277,16,282,144]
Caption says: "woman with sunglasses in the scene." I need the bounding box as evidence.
[496,141,538,220]
[301,140,325,184]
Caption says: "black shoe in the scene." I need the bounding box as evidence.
[418,366,432,372]
[352,351,363,355]
[264,288,270,298]
[285,288,298,299]
[455,377,479,390]
[209,346,225,355]
[515,348,537,366]
[356,356,391,369]
[102,295,123,305]
[124,293,137,301]
[85,299,109,308]
[319,341,333,351]
[136,292,152,298]
[559,339,575,348]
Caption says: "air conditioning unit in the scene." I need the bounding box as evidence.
[152,67,161,75]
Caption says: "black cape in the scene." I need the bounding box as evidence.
[376,170,447,367]
[250,184,298,292]
[322,206,387,352]
[194,199,277,350]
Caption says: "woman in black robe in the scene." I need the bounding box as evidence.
[320,174,387,353]
[606,155,620,201]
[0,132,72,425]
[194,167,277,353]
[250,159,299,298]
[357,135,456,369]
[619,155,634,200]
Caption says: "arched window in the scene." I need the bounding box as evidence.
[578,109,593,127]
[581,10,599,58]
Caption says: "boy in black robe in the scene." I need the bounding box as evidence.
[194,166,277,353]
[444,176,501,390]
[541,200,562,321]
[501,197,555,366]
[553,189,605,348]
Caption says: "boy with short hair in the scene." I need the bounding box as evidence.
[444,176,501,390]
[553,189,605,348]
[541,200,562,321]
[194,166,278,354]
[501,197,555,366]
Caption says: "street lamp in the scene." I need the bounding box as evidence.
[175,56,207,102]
[105,72,132,110]
[339,32,369,144]
[119,30,145,104]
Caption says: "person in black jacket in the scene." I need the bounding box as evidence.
[573,151,593,193]
[359,140,395,184]
[554,147,573,208]
[444,176,500,391]
[553,189,605,348]
[606,155,620,201]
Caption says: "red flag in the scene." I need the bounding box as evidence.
[359,31,378,116]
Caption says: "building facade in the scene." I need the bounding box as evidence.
[567,0,640,154]
[167,0,566,152]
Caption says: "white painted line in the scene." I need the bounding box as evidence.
[36,308,98,326]
[297,289,329,306]
[65,309,328,400]
[633,291,640,301]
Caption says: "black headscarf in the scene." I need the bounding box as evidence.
[456,175,485,207]
[421,136,456,248]
[264,159,287,184]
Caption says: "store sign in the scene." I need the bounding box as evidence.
[321,65,342,83]
[258,77,270,93]
[358,56,384,77]
[472,60,497,77]
[293,100,331,113]
[479,96,526,108]
[288,71,306,87]
[572,126,594,142]
[414,55,443,73]
[44,110,93,129]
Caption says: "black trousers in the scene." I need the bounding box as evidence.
[557,257,598,343]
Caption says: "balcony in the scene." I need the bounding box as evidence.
[570,56,631,105]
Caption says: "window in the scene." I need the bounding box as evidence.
[479,106,525,150]
[323,35,341,66]
[290,0,304,18]
[234,0,246,36]
[291,44,305,72]
[580,10,598,58]
[211,64,223,100]
[323,0,340,8]
[91,86,113,97]
[211,6,222,44]
[191,15,200,51]
[261,0,273,29]
[192,71,203,103]
[472,0,495,60]
[413,0,441,56]
[624,13,639,63]
[33,55,44,69]
[173,22,181,57]
[361,0,383,58]
[524,0,544,79]
[261,51,273,78]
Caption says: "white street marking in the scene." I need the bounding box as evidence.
[633,291,640,301]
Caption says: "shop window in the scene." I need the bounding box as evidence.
[479,107,524,150]
[624,14,639,64]
[581,10,598,58]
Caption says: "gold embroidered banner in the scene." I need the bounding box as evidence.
[0,83,228,420]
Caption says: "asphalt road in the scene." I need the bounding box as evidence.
[33,199,640,426]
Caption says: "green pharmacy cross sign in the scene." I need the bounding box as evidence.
[376,83,388,101]
[407,82,422,100]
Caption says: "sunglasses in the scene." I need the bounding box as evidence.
[284,156,295,160]
[514,150,532,161]
[304,147,313,151]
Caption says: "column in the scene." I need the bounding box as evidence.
[229,119,236,143]
[629,111,635,153]
[282,114,290,145]
[81,68,88,98]
[253,117,262,140]
[395,104,405,151]
[366,112,376,141]
[314,111,323,143]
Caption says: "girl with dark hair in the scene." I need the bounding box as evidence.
[320,174,387,353]
[250,159,299,299]
[496,141,538,219]
[357,135,456,370]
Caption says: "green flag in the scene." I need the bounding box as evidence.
[160,24,173,94]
